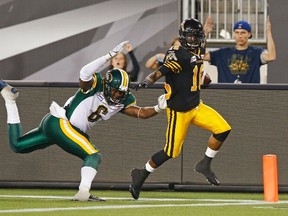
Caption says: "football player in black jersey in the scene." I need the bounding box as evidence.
[130,18,232,200]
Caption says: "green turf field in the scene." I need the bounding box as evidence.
[0,189,287,216]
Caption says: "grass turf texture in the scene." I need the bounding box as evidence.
[0,189,287,216]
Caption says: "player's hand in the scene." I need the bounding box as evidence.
[107,41,129,59]
[154,94,167,112]
[124,42,133,52]
[158,94,167,110]
[133,80,148,91]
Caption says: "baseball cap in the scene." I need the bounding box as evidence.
[233,20,252,38]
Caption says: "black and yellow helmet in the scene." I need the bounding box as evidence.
[179,18,205,51]
[104,68,130,105]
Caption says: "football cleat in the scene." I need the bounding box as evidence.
[72,188,106,202]
[0,79,19,101]
[71,188,90,201]
[194,160,220,186]
[88,195,106,202]
[129,168,147,200]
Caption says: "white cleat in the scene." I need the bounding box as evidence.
[72,188,90,201]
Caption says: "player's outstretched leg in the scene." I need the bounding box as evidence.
[194,155,220,185]
[129,168,150,200]
[0,79,22,152]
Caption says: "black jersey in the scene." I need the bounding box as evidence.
[159,46,204,112]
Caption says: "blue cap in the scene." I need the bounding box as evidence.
[233,20,252,38]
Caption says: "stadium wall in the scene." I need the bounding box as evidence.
[0,82,287,191]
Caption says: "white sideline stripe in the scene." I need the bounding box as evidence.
[0,195,287,213]
[0,202,287,213]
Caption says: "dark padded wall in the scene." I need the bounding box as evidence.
[0,85,287,186]
[267,0,288,83]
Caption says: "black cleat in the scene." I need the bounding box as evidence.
[194,160,220,185]
[129,185,140,200]
[129,168,147,200]
[88,195,106,202]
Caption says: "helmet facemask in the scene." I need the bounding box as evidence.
[179,18,205,51]
[103,69,130,105]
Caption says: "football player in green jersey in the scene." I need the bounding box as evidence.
[0,41,167,202]
[130,18,232,200]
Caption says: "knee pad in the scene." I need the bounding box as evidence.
[83,152,102,170]
[213,130,231,142]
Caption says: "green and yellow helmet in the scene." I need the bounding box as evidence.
[103,68,130,105]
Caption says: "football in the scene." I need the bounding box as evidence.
[202,71,212,84]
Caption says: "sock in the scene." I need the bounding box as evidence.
[5,102,20,124]
[145,161,156,173]
[205,147,218,158]
[79,166,97,191]
[139,162,153,179]
[202,147,218,166]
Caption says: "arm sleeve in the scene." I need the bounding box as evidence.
[127,51,140,82]
[260,49,268,64]
[80,55,108,81]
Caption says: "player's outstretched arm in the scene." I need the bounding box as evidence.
[123,94,167,118]
[134,70,163,91]
[79,41,129,91]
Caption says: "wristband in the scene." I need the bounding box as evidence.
[105,53,112,61]
[154,105,161,113]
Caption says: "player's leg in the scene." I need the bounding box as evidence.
[44,116,104,202]
[0,79,20,125]
[1,80,52,153]
[130,108,190,199]
[9,124,52,153]
[192,102,231,185]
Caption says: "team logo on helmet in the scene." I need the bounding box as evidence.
[106,72,113,83]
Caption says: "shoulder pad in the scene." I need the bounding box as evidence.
[123,92,136,108]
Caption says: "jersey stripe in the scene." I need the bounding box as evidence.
[122,70,128,87]
[165,109,177,157]
[163,61,181,73]
[59,119,98,154]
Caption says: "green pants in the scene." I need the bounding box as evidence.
[8,114,102,169]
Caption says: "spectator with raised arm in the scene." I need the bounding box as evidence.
[109,42,140,82]
[203,16,276,83]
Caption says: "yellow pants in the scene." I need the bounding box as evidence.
[164,102,231,158]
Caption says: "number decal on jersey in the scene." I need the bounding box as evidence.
[191,64,204,91]
[88,105,108,122]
